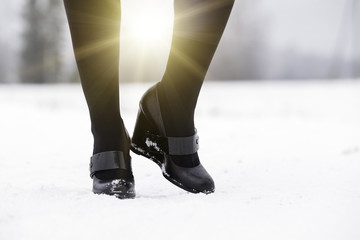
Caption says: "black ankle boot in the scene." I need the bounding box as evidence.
[131,83,214,194]
[90,128,135,199]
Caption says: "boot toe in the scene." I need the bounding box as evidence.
[165,159,215,194]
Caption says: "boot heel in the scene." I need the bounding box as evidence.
[131,109,164,166]
[132,110,149,149]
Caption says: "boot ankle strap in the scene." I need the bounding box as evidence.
[90,151,128,178]
[145,132,199,155]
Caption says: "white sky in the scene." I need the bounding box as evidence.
[0,0,349,58]
[259,0,348,55]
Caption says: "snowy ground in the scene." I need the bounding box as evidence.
[0,80,359,240]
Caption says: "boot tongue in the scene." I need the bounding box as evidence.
[170,153,200,168]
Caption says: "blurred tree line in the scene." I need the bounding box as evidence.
[21,0,65,83]
[207,0,360,80]
[1,0,358,83]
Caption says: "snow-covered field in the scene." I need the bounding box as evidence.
[0,81,359,240]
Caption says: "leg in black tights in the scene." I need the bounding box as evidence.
[157,0,234,167]
[64,0,129,180]
[158,0,234,137]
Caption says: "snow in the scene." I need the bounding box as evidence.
[0,80,359,240]
[145,138,161,152]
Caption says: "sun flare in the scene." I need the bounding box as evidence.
[121,1,174,47]
[119,0,174,82]
[129,16,169,44]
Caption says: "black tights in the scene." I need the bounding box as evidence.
[64,0,234,154]
[159,0,235,137]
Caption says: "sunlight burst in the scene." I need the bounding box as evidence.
[128,15,169,44]
[119,0,174,82]
[122,1,173,47]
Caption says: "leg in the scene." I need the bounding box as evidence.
[64,0,134,198]
[159,0,235,137]
[131,0,234,193]
[159,0,235,168]
[64,0,123,155]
